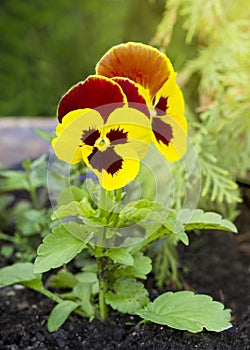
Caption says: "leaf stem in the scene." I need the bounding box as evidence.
[0,232,17,243]
[35,285,86,317]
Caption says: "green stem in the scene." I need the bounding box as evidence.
[165,238,182,289]
[35,286,86,317]
[99,187,107,214]
[29,186,39,210]
[95,228,108,319]
[96,187,109,319]
[37,286,63,303]
[0,232,17,243]
[23,161,39,210]
[97,256,108,320]
[115,188,123,202]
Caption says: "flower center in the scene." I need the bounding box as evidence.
[95,136,110,151]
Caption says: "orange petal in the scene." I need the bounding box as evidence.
[96,42,174,102]
[57,75,126,122]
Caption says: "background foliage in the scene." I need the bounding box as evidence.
[0,0,164,116]
[151,0,250,218]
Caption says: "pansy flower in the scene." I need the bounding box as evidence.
[96,42,187,161]
[52,75,151,190]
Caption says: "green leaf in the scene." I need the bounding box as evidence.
[105,277,149,314]
[52,201,82,220]
[137,291,232,333]
[16,209,45,235]
[35,128,55,142]
[113,252,152,279]
[76,272,99,295]
[57,186,89,206]
[183,209,237,233]
[177,229,189,246]
[0,262,41,288]
[119,200,149,222]
[126,252,152,279]
[106,248,134,266]
[77,271,98,283]
[0,245,14,259]
[49,271,79,289]
[34,224,88,273]
[52,199,95,221]
[48,300,79,332]
[29,155,48,188]
[0,194,14,213]
[0,170,29,191]
[62,222,94,241]
[73,282,95,317]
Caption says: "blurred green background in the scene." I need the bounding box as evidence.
[0,0,164,116]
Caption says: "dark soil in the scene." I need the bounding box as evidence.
[0,187,249,350]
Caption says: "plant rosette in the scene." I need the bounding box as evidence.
[0,42,237,334]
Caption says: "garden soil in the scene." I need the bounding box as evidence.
[0,186,249,350]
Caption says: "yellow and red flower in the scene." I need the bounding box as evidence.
[52,75,151,190]
[52,42,188,190]
[96,42,187,161]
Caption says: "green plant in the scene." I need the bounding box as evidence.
[0,156,53,261]
[0,41,238,335]
[0,184,236,332]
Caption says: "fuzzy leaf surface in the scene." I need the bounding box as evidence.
[57,186,89,205]
[137,291,232,333]
[183,209,237,233]
[73,282,95,317]
[113,252,152,279]
[34,224,88,273]
[49,271,79,289]
[106,248,134,266]
[105,277,149,314]
[0,262,41,288]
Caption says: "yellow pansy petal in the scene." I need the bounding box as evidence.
[155,73,185,117]
[55,109,91,136]
[52,109,104,165]
[96,42,174,101]
[151,115,188,162]
[82,144,140,191]
[104,107,151,159]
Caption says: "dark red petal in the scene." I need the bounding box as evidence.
[152,118,173,146]
[81,128,100,146]
[112,77,150,117]
[88,147,123,176]
[155,97,168,116]
[106,127,128,145]
[57,75,126,122]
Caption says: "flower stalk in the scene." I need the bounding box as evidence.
[97,254,108,320]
